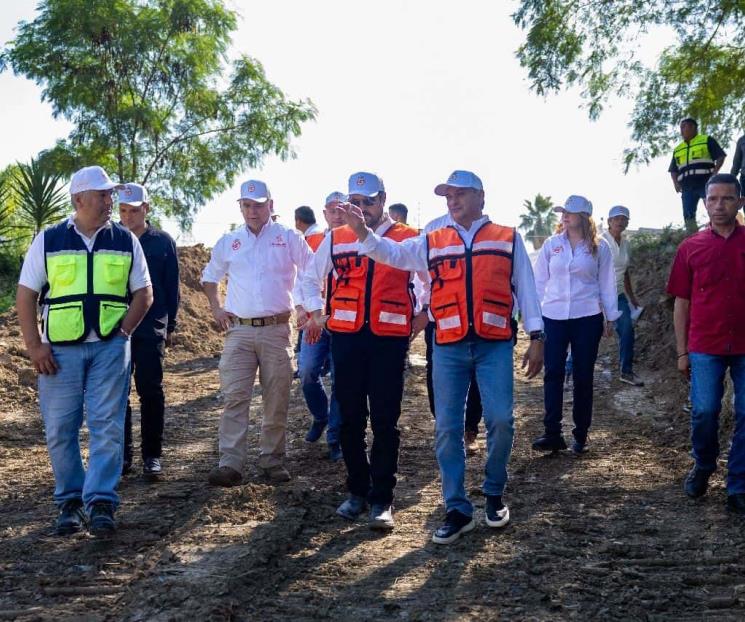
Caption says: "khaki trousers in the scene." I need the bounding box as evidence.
[217,322,293,470]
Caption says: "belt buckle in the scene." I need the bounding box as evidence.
[251,318,263,327]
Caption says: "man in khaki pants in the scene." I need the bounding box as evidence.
[202,179,313,485]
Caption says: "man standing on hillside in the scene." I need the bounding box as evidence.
[668,117,726,233]
[118,183,180,479]
[668,173,745,516]
[16,165,152,537]
[202,179,313,486]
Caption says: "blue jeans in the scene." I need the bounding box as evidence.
[616,294,635,374]
[544,314,604,443]
[38,336,131,511]
[689,353,745,494]
[433,338,514,517]
[681,185,706,221]
[298,330,340,445]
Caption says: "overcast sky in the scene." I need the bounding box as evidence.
[0,1,733,245]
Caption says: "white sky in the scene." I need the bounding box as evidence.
[0,0,730,245]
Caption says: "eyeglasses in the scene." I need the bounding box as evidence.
[349,197,377,208]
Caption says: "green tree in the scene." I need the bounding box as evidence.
[519,193,556,250]
[513,1,745,169]
[11,158,69,238]
[0,0,316,227]
[0,179,14,246]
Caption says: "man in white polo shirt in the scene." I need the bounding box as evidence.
[16,165,152,537]
[202,179,314,486]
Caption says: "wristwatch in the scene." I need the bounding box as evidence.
[529,330,545,342]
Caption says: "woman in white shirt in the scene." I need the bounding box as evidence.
[602,205,644,386]
[532,195,621,454]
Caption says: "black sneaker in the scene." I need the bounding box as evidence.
[726,493,745,515]
[531,434,568,452]
[143,457,162,479]
[88,502,116,537]
[570,439,589,455]
[432,510,475,545]
[684,467,712,499]
[485,496,510,528]
[336,495,368,521]
[55,499,86,535]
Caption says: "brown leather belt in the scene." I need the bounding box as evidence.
[237,312,291,327]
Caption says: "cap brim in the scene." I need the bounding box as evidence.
[119,200,145,207]
[349,190,381,198]
[434,183,482,196]
[237,196,270,203]
[552,206,565,213]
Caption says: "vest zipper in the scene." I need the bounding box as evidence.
[455,221,490,332]
[364,257,375,326]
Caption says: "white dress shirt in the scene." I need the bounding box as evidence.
[18,215,152,343]
[355,214,544,334]
[533,232,621,321]
[601,230,630,295]
[202,220,313,318]
[302,216,427,313]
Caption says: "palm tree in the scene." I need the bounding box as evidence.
[11,158,68,239]
[0,180,14,246]
[519,193,557,250]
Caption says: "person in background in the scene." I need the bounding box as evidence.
[532,195,620,455]
[601,205,644,387]
[667,173,745,515]
[118,182,181,479]
[730,132,745,198]
[388,203,409,225]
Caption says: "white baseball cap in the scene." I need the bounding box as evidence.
[117,182,149,206]
[434,170,483,196]
[554,195,593,215]
[348,172,385,197]
[238,179,271,203]
[608,205,630,219]
[325,191,347,205]
[69,166,121,196]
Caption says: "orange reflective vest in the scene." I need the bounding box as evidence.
[305,231,325,252]
[327,223,418,337]
[427,223,514,344]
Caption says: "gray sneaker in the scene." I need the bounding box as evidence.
[620,372,644,387]
[336,495,367,521]
[368,504,395,531]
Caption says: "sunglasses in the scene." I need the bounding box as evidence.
[349,197,378,208]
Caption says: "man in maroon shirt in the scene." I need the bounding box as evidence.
[667,173,745,515]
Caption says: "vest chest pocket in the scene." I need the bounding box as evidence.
[94,254,131,296]
[103,256,128,284]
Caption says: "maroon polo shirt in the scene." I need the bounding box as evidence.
[667,224,745,355]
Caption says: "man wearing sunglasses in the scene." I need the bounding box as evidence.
[302,172,427,530]
[336,170,544,544]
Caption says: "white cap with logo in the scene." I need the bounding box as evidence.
[554,195,593,215]
[69,166,121,196]
[434,170,484,196]
[325,191,347,205]
[348,172,385,197]
[117,182,149,207]
[608,205,630,219]
[238,179,271,203]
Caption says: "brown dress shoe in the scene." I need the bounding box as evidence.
[465,429,479,456]
[259,465,291,483]
[208,466,243,487]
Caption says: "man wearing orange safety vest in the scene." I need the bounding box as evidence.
[302,172,428,531]
[338,170,544,544]
[293,193,347,462]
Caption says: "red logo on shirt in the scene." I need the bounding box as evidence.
[231,239,241,250]
[271,234,287,247]
[553,246,563,254]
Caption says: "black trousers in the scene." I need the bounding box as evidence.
[424,322,482,433]
[331,327,408,505]
[124,337,166,461]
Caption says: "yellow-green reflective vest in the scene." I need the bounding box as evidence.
[42,220,133,344]
[673,134,714,181]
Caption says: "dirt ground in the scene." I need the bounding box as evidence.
[2,244,745,621]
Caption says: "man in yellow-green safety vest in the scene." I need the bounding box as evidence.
[16,166,153,538]
[669,117,726,233]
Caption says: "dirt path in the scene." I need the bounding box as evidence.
[1,335,744,621]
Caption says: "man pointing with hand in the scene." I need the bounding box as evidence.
[337,170,544,544]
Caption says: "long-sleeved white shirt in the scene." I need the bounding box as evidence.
[533,232,621,321]
[201,220,313,318]
[302,216,427,313]
[355,214,544,333]
[601,230,630,295]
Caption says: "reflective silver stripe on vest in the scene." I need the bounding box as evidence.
[428,244,465,260]
[332,242,360,255]
[472,240,513,253]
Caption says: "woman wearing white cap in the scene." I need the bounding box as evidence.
[602,206,644,386]
[532,195,621,454]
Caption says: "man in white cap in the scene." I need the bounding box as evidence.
[202,179,314,486]
[294,192,346,462]
[602,205,644,386]
[16,165,153,537]
[302,172,426,531]
[118,183,181,478]
[334,170,544,543]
